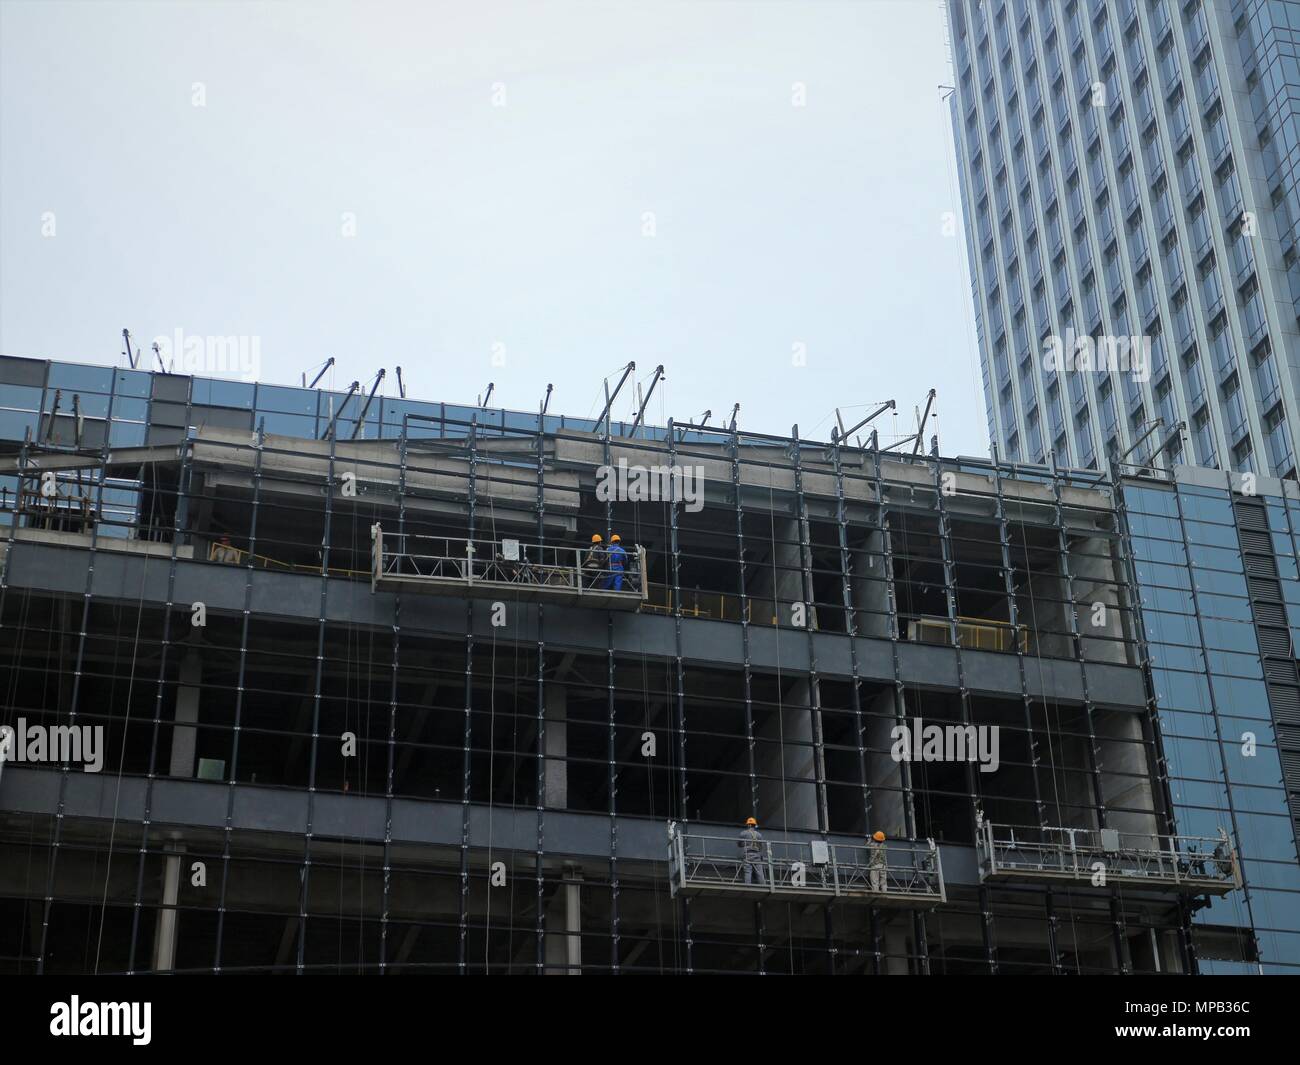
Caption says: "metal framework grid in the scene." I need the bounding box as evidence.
[0,386,1245,974]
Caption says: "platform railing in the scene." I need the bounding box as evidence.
[977,820,1240,894]
[667,823,945,904]
[906,614,1030,653]
[370,524,648,604]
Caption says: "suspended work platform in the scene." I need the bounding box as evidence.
[977,820,1241,895]
[667,823,945,907]
[370,524,648,609]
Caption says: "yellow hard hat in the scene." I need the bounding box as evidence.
[872,831,885,842]
[610,534,621,543]
[591,534,603,543]
[745,817,757,826]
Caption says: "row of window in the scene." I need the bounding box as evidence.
[952,0,1294,478]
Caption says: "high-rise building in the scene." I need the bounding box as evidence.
[946,0,1300,477]
[1,353,1297,972]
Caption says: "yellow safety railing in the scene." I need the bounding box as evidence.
[907,615,1029,653]
[208,539,370,580]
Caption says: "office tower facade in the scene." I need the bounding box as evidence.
[946,0,1300,477]
[1,353,1296,972]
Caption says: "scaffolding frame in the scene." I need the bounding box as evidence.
[0,379,1220,975]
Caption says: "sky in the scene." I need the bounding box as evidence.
[0,0,985,454]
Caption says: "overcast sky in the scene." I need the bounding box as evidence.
[1,0,984,454]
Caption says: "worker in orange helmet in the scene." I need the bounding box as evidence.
[868,830,888,893]
[605,533,627,591]
[583,533,605,587]
[738,816,766,885]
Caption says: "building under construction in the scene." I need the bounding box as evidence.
[0,354,1295,974]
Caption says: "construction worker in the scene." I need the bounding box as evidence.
[867,830,888,893]
[584,534,605,588]
[738,817,766,885]
[212,534,240,564]
[605,533,628,591]
[1213,839,1233,879]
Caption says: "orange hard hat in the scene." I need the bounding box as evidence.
[610,534,621,543]
[872,831,885,842]
[745,817,757,826]
[591,534,603,543]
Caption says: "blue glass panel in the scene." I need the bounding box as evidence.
[1144,609,1200,645]
[0,385,43,411]
[1193,894,1253,928]
[1188,544,1243,571]
[1256,931,1300,965]
[260,412,317,438]
[49,362,113,391]
[1205,649,1262,678]
[1134,560,1192,589]
[1139,585,1194,612]
[1149,642,1202,670]
[1151,668,1211,710]
[1170,779,1230,807]
[256,384,317,415]
[1208,676,1271,718]
[1183,519,1240,548]
[1156,708,1217,739]
[1170,803,1231,839]
[67,392,110,418]
[1195,592,1253,621]
[1242,859,1300,891]
[110,397,149,421]
[109,422,146,447]
[1200,618,1260,653]
[0,409,38,440]
[1251,891,1300,936]
[193,378,255,409]
[1179,489,1234,524]
[1132,513,1181,540]
[114,369,151,398]
[1232,813,1299,862]
[1191,568,1247,596]
[1163,737,1222,779]
[1221,715,1275,743]
[1126,487,1179,516]
[1223,741,1285,788]
[1132,535,1188,564]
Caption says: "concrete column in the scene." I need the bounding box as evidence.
[543,865,582,974]
[755,678,819,831]
[865,689,907,837]
[544,685,567,809]
[749,517,811,627]
[1156,929,1185,974]
[169,651,201,778]
[884,925,910,974]
[1070,535,1127,663]
[851,529,892,639]
[152,842,183,972]
[156,651,199,972]
[1048,730,1099,829]
[1095,709,1157,838]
